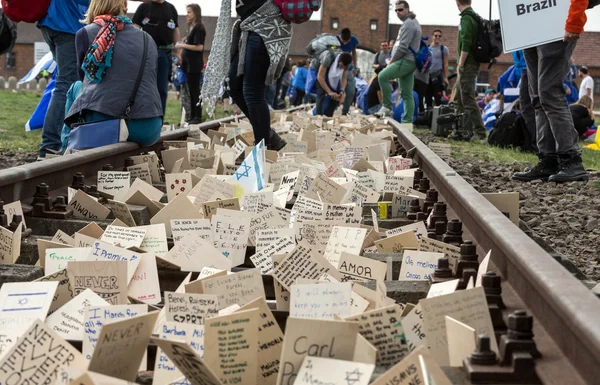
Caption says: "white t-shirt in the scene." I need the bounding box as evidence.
[579,76,594,100]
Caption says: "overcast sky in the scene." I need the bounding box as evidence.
[127,0,600,31]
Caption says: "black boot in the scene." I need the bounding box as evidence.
[512,154,558,181]
[548,154,588,182]
[268,130,287,152]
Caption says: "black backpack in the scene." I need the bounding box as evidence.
[465,12,502,66]
[0,9,17,55]
[488,112,533,152]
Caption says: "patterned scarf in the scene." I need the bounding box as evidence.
[82,15,131,83]
[201,0,232,118]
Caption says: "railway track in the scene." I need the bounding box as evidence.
[0,110,598,385]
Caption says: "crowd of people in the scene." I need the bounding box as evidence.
[27,0,595,182]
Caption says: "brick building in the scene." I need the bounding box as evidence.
[2,2,600,102]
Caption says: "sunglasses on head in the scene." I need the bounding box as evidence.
[395,8,405,12]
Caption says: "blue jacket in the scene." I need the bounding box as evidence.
[38,0,90,35]
[392,90,419,123]
[292,67,308,91]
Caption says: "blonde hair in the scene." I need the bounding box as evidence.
[83,0,127,24]
[576,95,594,117]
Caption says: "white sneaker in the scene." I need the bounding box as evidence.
[374,106,392,118]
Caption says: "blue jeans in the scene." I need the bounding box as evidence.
[40,27,78,156]
[157,50,170,116]
[315,82,339,117]
[228,32,272,145]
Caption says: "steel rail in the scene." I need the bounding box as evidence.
[389,121,600,385]
[0,106,310,203]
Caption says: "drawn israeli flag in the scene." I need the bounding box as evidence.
[229,139,266,196]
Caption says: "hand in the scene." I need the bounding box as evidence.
[458,65,465,74]
[339,93,346,105]
[175,42,184,49]
[173,54,182,65]
[566,87,572,96]
[564,31,580,42]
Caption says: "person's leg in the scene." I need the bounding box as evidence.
[228,52,250,117]
[525,47,555,156]
[315,83,328,116]
[519,67,538,153]
[458,63,486,139]
[293,89,304,106]
[414,78,426,112]
[398,61,417,123]
[324,98,339,117]
[242,32,273,145]
[378,62,403,110]
[536,41,587,181]
[39,28,78,156]
[187,73,202,122]
[180,81,192,122]
[425,81,435,110]
[537,41,578,155]
[60,81,83,151]
[342,71,356,115]
[127,117,163,146]
[156,50,170,116]
[512,46,559,181]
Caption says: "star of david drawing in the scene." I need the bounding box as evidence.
[345,368,363,385]
[234,161,252,181]
[18,298,28,306]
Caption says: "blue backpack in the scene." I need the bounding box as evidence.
[409,38,432,73]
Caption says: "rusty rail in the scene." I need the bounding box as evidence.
[389,120,600,385]
[0,106,310,203]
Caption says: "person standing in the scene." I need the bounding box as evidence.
[227,0,290,150]
[37,0,90,157]
[425,29,449,108]
[291,60,308,106]
[133,0,180,115]
[338,28,359,115]
[176,4,205,124]
[512,0,589,182]
[372,41,389,69]
[375,1,421,121]
[578,66,594,101]
[450,0,487,141]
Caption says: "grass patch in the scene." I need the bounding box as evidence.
[0,91,43,151]
[414,128,600,170]
[0,91,231,152]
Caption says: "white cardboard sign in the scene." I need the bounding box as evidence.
[498,0,570,52]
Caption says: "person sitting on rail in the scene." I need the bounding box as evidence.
[61,0,163,150]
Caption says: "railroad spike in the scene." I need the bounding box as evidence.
[432,257,453,283]
[443,219,464,246]
[499,310,542,366]
[464,334,541,384]
[455,240,479,278]
[423,189,438,214]
[0,200,8,228]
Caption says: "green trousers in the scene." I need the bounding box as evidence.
[455,62,486,138]
[378,60,416,123]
